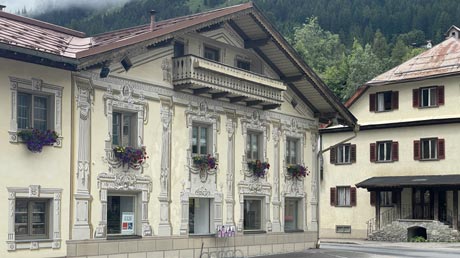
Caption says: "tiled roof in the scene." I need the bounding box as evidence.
[0,10,90,58]
[0,3,252,59]
[367,36,460,85]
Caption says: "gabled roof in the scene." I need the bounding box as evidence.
[346,28,460,108]
[0,10,89,58]
[367,36,460,86]
[0,3,357,129]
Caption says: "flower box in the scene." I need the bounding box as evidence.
[247,160,270,178]
[17,129,58,153]
[193,154,218,171]
[287,164,310,179]
[113,146,148,169]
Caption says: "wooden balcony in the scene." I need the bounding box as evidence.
[172,55,286,109]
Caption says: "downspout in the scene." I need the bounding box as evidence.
[315,125,359,248]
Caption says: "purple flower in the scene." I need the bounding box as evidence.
[247,160,270,178]
[18,129,58,153]
[113,146,148,169]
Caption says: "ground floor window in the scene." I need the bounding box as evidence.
[15,199,50,240]
[380,191,393,206]
[189,198,211,234]
[284,198,302,231]
[107,195,135,235]
[244,198,262,231]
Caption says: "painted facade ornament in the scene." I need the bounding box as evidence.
[161,58,172,83]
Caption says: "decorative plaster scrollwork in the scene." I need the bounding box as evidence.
[161,58,172,83]
[195,186,211,196]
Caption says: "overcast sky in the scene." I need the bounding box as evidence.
[0,0,132,14]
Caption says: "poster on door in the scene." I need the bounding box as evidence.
[121,212,134,235]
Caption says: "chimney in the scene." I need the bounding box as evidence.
[150,10,157,31]
[0,5,6,11]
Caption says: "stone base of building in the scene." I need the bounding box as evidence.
[66,231,317,258]
[369,219,459,242]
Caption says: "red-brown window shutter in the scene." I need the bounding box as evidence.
[437,86,445,105]
[330,187,336,206]
[414,140,420,160]
[369,93,376,112]
[350,187,357,206]
[413,89,420,107]
[438,138,445,159]
[351,144,357,163]
[392,141,399,161]
[370,191,376,206]
[370,143,376,162]
[392,91,399,110]
[330,147,337,164]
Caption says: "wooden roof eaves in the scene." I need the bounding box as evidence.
[248,5,358,130]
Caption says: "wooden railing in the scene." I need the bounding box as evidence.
[366,204,412,237]
[172,55,285,104]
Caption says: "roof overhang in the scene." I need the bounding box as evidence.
[357,175,460,191]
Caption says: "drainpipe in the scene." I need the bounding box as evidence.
[315,125,359,248]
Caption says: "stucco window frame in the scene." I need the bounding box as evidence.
[281,119,307,232]
[180,102,222,236]
[7,186,62,251]
[9,77,63,147]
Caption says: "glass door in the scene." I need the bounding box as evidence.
[107,195,135,235]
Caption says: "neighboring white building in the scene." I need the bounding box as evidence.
[0,3,357,258]
[320,26,460,241]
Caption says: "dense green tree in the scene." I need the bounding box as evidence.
[345,40,385,100]
[292,17,344,77]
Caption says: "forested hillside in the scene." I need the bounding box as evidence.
[28,0,460,101]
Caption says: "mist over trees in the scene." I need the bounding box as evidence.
[27,0,459,101]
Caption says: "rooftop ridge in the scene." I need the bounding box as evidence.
[92,2,251,38]
[0,10,85,38]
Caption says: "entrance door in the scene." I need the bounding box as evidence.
[413,189,433,220]
[107,195,135,235]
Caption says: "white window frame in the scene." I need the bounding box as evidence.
[284,198,303,232]
[337,144,351,164]
[192,123,211,155]
[285,137,300,165]
[377,141,392,162]
[7,186,62,251]
[421,138,438,160]
[246,131,262,161]
[112,111,138,147]
[336,186,351,207]
[188,197,213,235]
[9,77,63,146]
[376,91,393,112]
[420,87,437,107]
[243,197,264,232]
[380,191,393,207]
[106,193,138,236]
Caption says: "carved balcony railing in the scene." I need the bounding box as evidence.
[172,55,286,110]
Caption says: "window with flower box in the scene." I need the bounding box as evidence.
[192,124,210,155]
[112,111,137,147]
[9,77,63,145]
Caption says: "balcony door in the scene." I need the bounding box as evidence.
[413,189,433,220]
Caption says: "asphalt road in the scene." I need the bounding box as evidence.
[259,243,460,258]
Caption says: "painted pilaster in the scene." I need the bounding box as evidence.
[72,78,93,239]
[225,113,237,226]
[310,131,319,231]
[158,99,172,236]
[271,125,282,232]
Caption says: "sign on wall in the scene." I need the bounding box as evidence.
[121,212,135,235]
[216,225,236,238]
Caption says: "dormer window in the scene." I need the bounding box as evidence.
[237,59,251,71]
[204,46,220,62]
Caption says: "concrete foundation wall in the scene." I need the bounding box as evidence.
[67,232,316,258]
